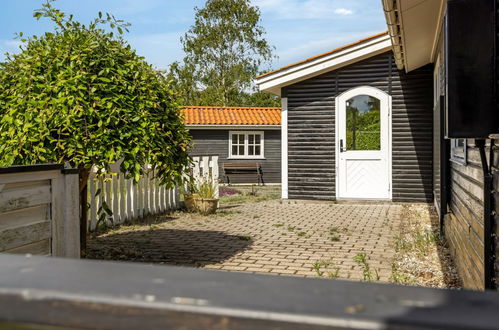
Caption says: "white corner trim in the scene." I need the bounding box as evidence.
[281,97,288,199]
[256,34,392,95]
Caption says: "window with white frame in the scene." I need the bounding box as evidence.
[450,139,466,164]
[229,131,264,159]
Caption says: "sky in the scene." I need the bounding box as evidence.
[0,0,387,72]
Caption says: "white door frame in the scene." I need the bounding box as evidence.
[334,86,392,200]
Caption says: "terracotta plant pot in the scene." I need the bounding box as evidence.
[194,198,219,215]
[184,193,200,212]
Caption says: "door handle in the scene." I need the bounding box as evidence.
[340,139,347,152]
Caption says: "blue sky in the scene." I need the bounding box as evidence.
[0,0,387,72]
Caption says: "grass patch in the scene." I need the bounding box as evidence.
[329,236,340,242]
[237,235,252,241]
[394,229,441,258]
[219,191,280,206]
[297,231,307,237]
[389,204,461,288]
[390,264,415,285]
[273,223,284,228]
[287,225,296,232]
[210,210,242,218]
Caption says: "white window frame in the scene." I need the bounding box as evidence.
[450,138,467,165]
[228,131,265,159]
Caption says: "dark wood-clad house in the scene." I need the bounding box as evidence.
[183,106,281,184]
[257,32,433,202]
[256,0,498,290]
[383,0,498,290]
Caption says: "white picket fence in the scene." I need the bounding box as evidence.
[87,156,219,231]
[191,155,219,199]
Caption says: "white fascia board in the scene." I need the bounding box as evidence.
[256,35,392,95]
[186,125,280,130]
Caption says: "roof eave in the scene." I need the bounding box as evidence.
[382,0,405,71]
[256,34,392,95]
[382,0,446,73]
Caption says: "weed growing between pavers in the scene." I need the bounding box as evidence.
[312,260,340,279]
[354,253,380,282]
[329,227,339,234]
[328,227,342,242]
[327,268,340,279]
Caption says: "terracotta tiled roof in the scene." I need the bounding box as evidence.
[257,31,389,79]
[182,106,281,125]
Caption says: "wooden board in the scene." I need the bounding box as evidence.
[0,220,51,252]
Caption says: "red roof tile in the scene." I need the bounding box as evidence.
[182,106,281,126]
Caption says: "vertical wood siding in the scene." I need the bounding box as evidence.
[286,51,433,201]
[189,129,281,184]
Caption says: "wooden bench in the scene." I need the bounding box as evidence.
[222,162,264,185]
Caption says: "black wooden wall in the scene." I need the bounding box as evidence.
[285,51,433,201]
[189,129,281,184]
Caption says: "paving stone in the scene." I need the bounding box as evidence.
[87,198,404,284]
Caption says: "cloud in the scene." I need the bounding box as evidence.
[253,0,355,19]
[334,8,353,15]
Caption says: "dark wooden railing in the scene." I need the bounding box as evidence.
[0,254,499,330]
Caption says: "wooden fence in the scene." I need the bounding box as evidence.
[88,156,219,231]
[0,164,80,258]
[2,253,499,329]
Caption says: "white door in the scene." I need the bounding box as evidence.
[336,86,391,200]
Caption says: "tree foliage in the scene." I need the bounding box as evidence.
[169,0,278,107]
[0,1,191,187]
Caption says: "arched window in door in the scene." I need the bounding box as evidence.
[345,95,381,150]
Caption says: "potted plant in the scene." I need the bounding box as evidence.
[193,177,219,215]
[184,177,199,212]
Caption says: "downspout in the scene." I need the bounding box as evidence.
[476,138,495,290]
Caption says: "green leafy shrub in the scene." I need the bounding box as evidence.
[0,1,191,189]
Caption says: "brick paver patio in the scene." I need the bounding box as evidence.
[87,200,403,282]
